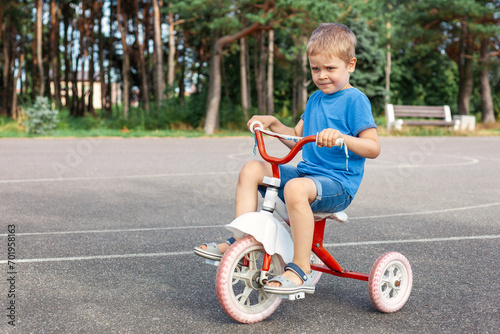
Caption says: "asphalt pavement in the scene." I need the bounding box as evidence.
[0,136,499,333]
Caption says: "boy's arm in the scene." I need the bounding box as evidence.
[247,115,304,149]
[317,127,380,159]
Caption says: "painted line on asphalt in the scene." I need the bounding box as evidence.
[0,251,194,264]
[350,202,500,220]
[323,234,500,248]
[0,171,239,184]
[2,201,498,238]
[0,152,483,184]
[0,225,216,237]
[1,234,498,264]
[366,155,479,169]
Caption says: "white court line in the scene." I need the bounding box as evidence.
[0,171,239,184]
[1,234,498,264]
[0,251,193,264]
[2,201,498,238]
[0,152,482,184]
[0,225,214,237]
[350,202,500,220]
[366,155,479,169]
[323,234,500,248]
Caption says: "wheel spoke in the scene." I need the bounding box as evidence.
[382,288,393,299]
[232,271,250,281]
[245,251,261,270]
[236,286,257,306]
[231,266,244,285]
[381,277,392,285]
[381,264,405,300]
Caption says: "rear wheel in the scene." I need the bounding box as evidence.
[368,252,412,313]
[216,235,285,323]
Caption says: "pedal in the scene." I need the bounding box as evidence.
[204,259,220,266]
[279,292,305,301]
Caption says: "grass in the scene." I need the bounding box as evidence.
[1,114,499,138]
[0,116,251,138]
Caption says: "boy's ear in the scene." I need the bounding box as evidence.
[348,58,357,73]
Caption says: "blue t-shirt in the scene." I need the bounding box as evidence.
[298,88,376,197]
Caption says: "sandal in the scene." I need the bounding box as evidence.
[263,263,316,295]
[193,237,236,261]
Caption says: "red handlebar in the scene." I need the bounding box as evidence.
[254,129,316,165]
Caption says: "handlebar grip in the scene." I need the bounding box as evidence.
[249,121,264,134]
[315,135,345,147]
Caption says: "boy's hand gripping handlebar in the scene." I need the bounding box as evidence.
[249,121,349,170]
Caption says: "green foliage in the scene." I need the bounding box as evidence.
[2,0,497,136]
[390,47,459,110]
[389,0,500,118]
[24,97,60,135]
[347,12,387,115]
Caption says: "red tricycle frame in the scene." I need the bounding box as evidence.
[254,128,369,282]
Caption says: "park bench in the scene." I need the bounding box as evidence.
[385,104,461,132]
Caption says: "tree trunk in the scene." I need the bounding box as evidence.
[134,9,150,113]
[12,55,24,119]
[266,29,274,115]
[0,5,3,115]
[122,53,130,118]
[204,37,222,134]
[79,1,87,117]
[89,42,95,116]
[153,0,164,105]
[81,61,87,116]
[168,5,176,98]
[204,22,262,134]
[179,30,189,104]
[479,38,495,123]
[297,36,308,115]
[257,30,267,113]
[0,3,3,48]
[71,55,79,116]
[221,54,230,99]
[240,37,249,119]
[385,20,391,106]
[63,7,71,109]
[97,5,108,112]
[457,25,473,115]
[36,0,45,96]
[50,0,61,108]
[117,1,130,118]
[106,2,116,112]
[87,3,96,116]
[2,19,12,117]
[245,38,252,110]
[292,77,297,120]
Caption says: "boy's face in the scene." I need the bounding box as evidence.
[309,53,356,95]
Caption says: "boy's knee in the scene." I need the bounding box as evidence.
[240,160,260,176]
[284,178,316,205]
[239,160,267,182]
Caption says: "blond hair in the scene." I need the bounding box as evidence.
[306,23,357,65]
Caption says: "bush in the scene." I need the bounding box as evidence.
[24,97,59,135]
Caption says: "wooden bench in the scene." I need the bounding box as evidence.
[386,104,460,132]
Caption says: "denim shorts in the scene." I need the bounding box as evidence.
[258,164,352,213]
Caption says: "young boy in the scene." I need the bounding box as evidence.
[195,23,380,294]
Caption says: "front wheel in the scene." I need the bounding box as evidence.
[216,235,285,323]
[368,251,412,313]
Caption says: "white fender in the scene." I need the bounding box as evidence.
[225,211,294,264]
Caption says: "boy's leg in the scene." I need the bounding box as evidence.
[235,160,273,216]
[267,177,317,287]
[198,160,273,253]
